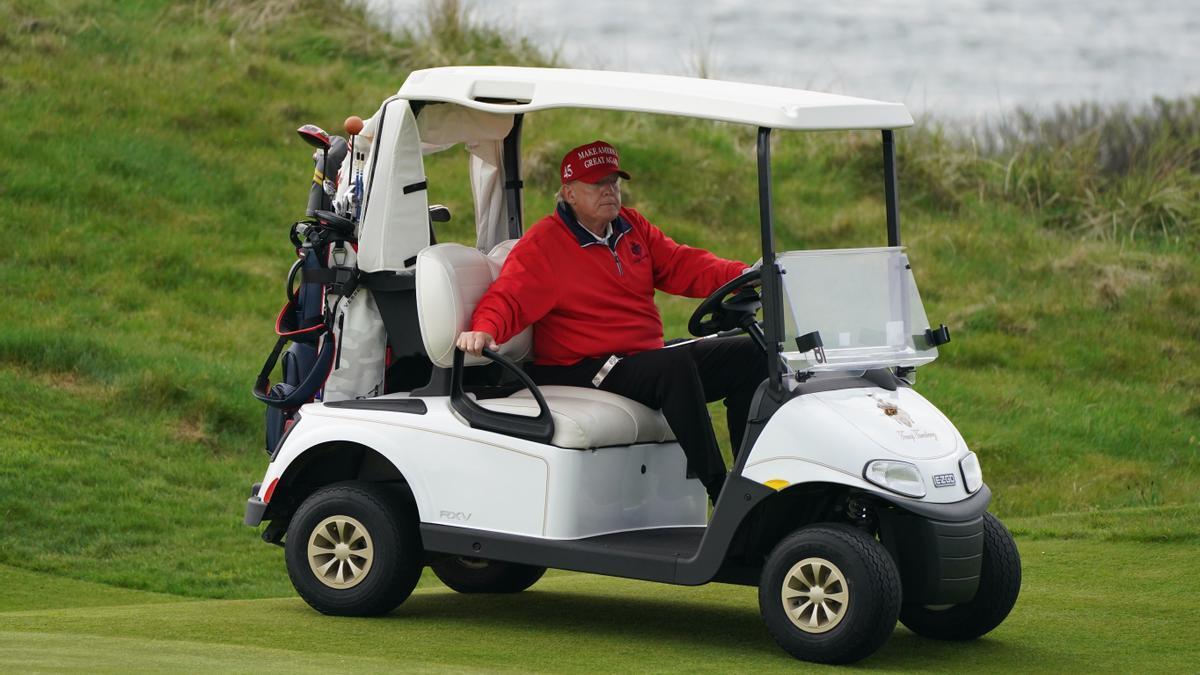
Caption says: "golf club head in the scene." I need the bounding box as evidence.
[296,124,331,150]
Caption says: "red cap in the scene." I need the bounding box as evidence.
[560,140,632,184]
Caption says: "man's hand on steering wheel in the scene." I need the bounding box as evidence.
[741,259,764,284]
[687,267,764,338]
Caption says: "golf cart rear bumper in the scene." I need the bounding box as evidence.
[244,482,268,527]
[245,496,267,526]
[876,485,991,606]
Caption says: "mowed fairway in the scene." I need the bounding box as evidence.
[3,507,1197,673]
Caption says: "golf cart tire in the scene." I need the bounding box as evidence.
[284,481,423,616]
[430,556,547,593]
[759,523,901,665]
[899,512,1021,640]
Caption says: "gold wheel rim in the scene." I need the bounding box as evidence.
[780,557,850,634]
[307,515,374,590]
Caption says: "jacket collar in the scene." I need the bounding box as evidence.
[557,202,632,248]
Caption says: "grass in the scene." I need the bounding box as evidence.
[902,98,1200,241]
[0,2,1197,669]
[1,507,1198,671]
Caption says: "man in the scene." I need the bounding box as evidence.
[456,140,765,504]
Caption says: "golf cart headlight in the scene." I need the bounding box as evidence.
[864,460,926,498]
[960,452,983,493]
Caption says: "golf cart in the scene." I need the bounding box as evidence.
[244,67,1021,665]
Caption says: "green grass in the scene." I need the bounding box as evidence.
[0,2,1198,667]
[1,507,1198,671]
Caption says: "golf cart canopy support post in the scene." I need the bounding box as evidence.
[502,114,524,238]
[883,129,900,247]
[757,127,785,393]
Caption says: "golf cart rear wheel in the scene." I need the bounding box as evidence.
[285,481,422,616]
[431,555,546,593]
[759,524,901,664]
[899,512,1021,640]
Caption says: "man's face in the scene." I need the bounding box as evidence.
[564,174,621,227]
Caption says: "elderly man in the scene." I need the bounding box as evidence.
[456,140,765,504]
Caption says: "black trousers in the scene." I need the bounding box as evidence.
[527,336,767,487]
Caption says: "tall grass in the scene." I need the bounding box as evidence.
[378,0,556,69]
[901,98,1200,242]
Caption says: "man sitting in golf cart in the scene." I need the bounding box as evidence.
[456,140,765,504]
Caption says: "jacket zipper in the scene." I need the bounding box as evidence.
[608,228,630,276]
[582,239,625,275]
[609,247,623,275]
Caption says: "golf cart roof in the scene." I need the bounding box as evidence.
[398,66,913,131]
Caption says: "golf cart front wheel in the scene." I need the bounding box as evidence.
[759,523,901,664]
[899,512,1021,640]
[284,481,423,616]
[431,556,546,593]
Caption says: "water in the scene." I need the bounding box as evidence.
[368,0,1200,123]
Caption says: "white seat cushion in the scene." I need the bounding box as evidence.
[477,386,676,449]
[415,242,531,368]
[420,241,670,448]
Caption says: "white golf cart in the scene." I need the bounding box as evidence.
[244,67,1020,665]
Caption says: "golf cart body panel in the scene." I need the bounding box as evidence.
[258,396,707,540]
[742,386,974,504]
[418,473,777,587]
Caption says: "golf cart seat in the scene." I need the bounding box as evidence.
[416,242,676,449]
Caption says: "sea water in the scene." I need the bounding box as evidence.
[369,0,1199,122]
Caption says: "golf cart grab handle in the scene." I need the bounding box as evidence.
[449,348,555,444]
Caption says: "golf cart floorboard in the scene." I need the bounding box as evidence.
[576,527,705,557]
[421,524,709,584]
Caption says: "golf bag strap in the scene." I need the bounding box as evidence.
[253,334,336,409]
[359,270,416,292]
[273,296,328,342]
[299,266,356,286]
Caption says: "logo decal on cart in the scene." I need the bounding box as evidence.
[439,510,473,522]
[933,473,957,488]
[867,393,938,441]
[867,393,914,427]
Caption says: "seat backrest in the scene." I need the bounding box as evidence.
[486,238,519,264]
[415,241,531,368]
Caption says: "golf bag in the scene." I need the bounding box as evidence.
[253,101,442,454]
[252,209,359,455]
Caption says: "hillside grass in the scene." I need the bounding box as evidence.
[1,507,1198,671]
[0,0,1197,610]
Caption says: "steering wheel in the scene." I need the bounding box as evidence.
[687,268,763,337]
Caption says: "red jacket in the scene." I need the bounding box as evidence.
[471,204,746,366]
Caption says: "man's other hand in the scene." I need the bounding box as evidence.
[456,331,498,357]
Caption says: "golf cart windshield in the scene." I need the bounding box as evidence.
[779,247,938,373]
